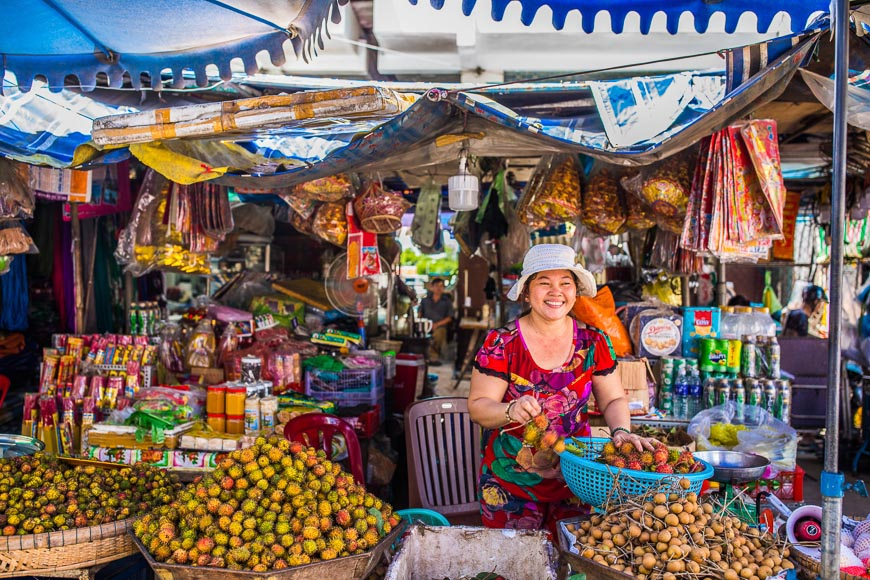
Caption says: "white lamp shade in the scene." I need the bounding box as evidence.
[448,173,479,210]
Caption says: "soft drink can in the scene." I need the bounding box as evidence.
[774,379,791,422]
[725,339,742,374]
[703,378,717,409]
[767,338,781,379]
[746,379,763,407]
[741,337,758,378]
[129,303,139,336]
[716,379,731,406]
[660,358,675,389]
[733,381,746,421]
[659,391,673,416]
[762,380,777,415]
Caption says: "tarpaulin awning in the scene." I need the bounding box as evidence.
[0,0,346,93]
[408,0,829,34]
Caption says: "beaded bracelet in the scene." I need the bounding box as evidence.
[504,400,518,425]
[611,427,631,437]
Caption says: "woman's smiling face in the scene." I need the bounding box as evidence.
[525,269,577,321]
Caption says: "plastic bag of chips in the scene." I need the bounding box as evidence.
[312,202,348,246]
[517,154,582,228]
[0,159,34,220]
[294,174,356,202]
[581,165,626,236]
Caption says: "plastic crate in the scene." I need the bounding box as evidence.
[733,464,805,502]
[338,405,383,438]
[305,365,384,415]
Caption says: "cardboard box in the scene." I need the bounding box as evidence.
[191,366,225,384]
[587,359,650,416]
[87,446,225,469]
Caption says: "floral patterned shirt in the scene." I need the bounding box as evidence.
[474,318,617,503]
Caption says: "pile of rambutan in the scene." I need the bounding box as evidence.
[597,440,702,474]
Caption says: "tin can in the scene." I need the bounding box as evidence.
[741,337,758,378]
[762,380,777,415]
[716,379,731,406]
[746,379,763,407]
[767,337,781,379]
[733,381,746,421]
[725,339,742,375]
[774,379,791,422]
[659,358,675,390]
[241,355,262,384]
[129,303,140,336]
[659,391,674,416]
[703,378,717,409]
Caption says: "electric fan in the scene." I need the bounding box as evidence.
[323,252,392,346]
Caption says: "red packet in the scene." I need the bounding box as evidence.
[346,201,381,279]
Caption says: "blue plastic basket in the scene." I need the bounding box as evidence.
[559,437,713,509]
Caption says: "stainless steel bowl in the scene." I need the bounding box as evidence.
[692,450,769,483]
[0,435,45,458]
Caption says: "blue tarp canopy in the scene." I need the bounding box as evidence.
[0,30,820,178]
[0,0,345,93]
[409,0,829,34]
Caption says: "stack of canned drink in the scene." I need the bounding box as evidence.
[129,302,161,336]
[701,376,791,423]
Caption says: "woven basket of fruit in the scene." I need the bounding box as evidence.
[557,476,795,580]
[790,516,870,580]
[0,455,180,577]
[558,437,712,509]
[132,435,401,578]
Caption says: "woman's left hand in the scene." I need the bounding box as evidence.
[611,429,658,452]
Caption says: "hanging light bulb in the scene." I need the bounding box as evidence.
[448,148,479,211]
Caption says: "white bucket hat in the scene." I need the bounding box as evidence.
[507,244,596,301]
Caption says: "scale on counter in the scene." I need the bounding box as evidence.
[693,450,771,524]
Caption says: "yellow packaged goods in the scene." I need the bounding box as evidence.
[225,386,246,416]
[518,154,582,227]
[312,202,347,246]
[581,167,626,235]
[295,174,354,202]
[624,189,656,231]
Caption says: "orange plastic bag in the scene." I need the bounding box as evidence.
[572,286,632,357]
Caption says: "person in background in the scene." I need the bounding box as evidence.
[467,244,656,534]
[783,285,828,338]
[419,277,455,366]
[728,295,751,307]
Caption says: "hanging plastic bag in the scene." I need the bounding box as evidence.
[762,271,783,315]
[581,164,626,236]
[624,188,656,231]
[0,159,34,220]
[0,221,37,254]
[517,154,582,227]
[293,174,356,202]
[622,152,693,234]
[572,286,632,357]
[688,401,797,476]
[312,202,347,246]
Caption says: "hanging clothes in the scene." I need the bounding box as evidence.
[411,179,443,254]
[0,255,29,331]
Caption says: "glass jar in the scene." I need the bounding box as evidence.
[260,396,278,430]
[225,415,245,435]
[207,413,225,433]
[225,387,247,416]
[206,385,226,414]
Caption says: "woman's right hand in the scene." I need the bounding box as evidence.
[509,395,543,424]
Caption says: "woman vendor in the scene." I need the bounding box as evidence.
[468,244,655,533]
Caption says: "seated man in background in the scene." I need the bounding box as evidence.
[420,277,455,366]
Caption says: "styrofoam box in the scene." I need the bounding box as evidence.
[385,525,558,580]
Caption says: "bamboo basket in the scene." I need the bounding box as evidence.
[0,519,136,577]
[132,524,401,580]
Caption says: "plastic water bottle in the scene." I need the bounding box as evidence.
[674,367,689,420]
[687,368,703,419]
[719,306,739,340]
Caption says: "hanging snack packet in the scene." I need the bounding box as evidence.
[518,155,582,227]
[312,202,348,246]
[294,174,355,202]
[0,159,34,220]
[581,165,626,235]
[186,320,216,369]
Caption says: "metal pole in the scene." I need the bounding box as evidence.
[70,204,85,334]
[821,1,849,577]
[716,261,727,306]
